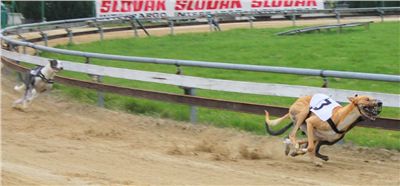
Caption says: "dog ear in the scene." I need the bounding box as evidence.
[347,96,356,103]
[49,59,58,67]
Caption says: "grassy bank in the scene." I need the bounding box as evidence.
[43,22,400,149]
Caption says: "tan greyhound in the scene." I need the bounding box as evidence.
[265,94,382,166]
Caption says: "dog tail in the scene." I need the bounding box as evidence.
[265,111,289,126]
[264,110,293,136]
[14,84,26,92]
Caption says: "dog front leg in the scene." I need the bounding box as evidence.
[306,121,322,166]
[289,139,308,157]
[12,97,24,108]
[12,87,30,109]
[21,88,34,109]
[27,89,39,103]
[315,141,329,161]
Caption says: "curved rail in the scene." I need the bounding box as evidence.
[277,21,373,35]
[3,37,398,82]
[1,10,400,82]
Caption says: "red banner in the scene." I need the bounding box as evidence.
[97,0,324,18]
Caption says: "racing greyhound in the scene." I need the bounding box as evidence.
[13,59,63,109]
[264,94,382,166]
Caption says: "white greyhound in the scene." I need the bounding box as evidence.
[13,59,63,109]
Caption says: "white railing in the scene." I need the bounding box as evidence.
[2,49,399,107]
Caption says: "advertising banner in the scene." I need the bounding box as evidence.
[96,0,324,18]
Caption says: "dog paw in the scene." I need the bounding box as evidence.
[12,103,21,109]
[12,106,26,112]
[285,144,290,156]
[314,161,323,167]
[319,155,329,161]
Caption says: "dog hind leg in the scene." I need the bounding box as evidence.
[14,84,26,92]
[289,110,309,150]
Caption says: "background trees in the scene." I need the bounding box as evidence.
[3,1,95,23]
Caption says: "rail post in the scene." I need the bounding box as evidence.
[16,28,23,51]
[22,41,27,54]
[6,42,12,51]
[169,19,174,35]
[8,43,24,82]
[334,10,342,33]
[129,16,139,37]
[35,48,40,56]
[207,15,213,32]
[85,57,105,107]
[9,40,19,53]
[184,87,197,123]
[97,24,104,41]
[335,10,341,24]
[320,70,329,88]
[65,28,73,44]
[249,16,254,29]
[1,42,11,76]
[39,31,48,46]
[96,75,105,107]
[17,34,27,54]
[378,9,384,22]
[291,14,296,27]
[176,65,197,123]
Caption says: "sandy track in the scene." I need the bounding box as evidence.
[1,75,400,185]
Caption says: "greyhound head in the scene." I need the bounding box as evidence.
[49,59,63,72]
[348,95,382,120]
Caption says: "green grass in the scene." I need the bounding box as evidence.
[42,22,400,150]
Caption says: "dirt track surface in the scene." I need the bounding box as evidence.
[2,75,400,185]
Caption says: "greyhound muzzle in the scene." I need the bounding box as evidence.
[53,67,63,72]
[358,100,382,120]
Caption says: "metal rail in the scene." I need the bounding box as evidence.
[2,58,399,131]
[3,48,400,107]
[3,7,399,34]
[2,33,400,82]
[1,10,400,82]
[277,21,373,35]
